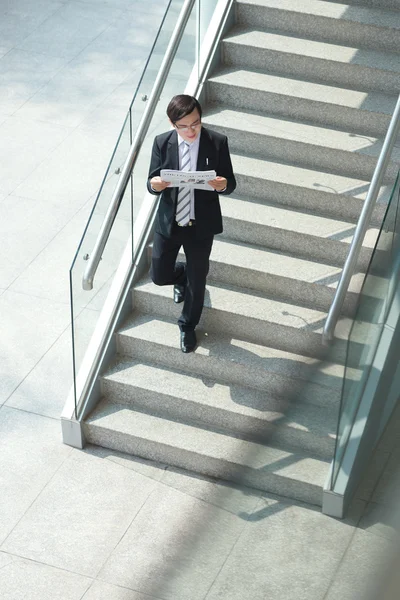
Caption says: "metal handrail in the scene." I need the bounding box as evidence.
[82,0,196,291]
[322,93,400,345]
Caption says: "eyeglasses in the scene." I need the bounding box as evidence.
[174,120,201,132]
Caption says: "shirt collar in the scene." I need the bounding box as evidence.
[177,131,201,150]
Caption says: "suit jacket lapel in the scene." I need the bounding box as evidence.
[167,130,179,204]
[196,128,209,171]
[168,130,179,170]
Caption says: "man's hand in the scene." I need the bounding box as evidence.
[208,176,227,192]
[150,176,170,192]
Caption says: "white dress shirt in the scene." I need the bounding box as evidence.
[177,132,200,220]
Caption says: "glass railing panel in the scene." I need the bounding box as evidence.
[69,0,200,413]
[127,0,186,144]
[69,0,183,414]
[69,111,133,405]
[131,1,197,223]
[197,0,220,79]
[331,170,400,485]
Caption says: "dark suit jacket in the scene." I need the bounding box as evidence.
[147,126,236,239]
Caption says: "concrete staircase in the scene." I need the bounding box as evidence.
[83,0,400,506]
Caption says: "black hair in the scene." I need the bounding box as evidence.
[166,95,202,123]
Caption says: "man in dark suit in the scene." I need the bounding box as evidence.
[147,95,236,353]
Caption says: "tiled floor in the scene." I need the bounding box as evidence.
[0,1,399,599]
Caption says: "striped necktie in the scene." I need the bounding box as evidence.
[176,142,191,226]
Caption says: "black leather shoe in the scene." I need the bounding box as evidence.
[173,283,186,304]
[180,330,197,353]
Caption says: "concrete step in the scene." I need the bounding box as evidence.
[179,238,369,315]
[85,399,330,505]
[117,313,347,406]
[228,151,389,224]
[182,235,388,324]
[132,277,354,359]
[236,0,400,53]
[343,0,400,11]
[101,358,337,458]
[206,68,397,137]
[222,28,400,93]
[202,107,400,180]
[221,183,379,269]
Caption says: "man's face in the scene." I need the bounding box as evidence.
[172,108,201,143]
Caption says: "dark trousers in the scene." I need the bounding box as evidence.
[151,224,214,331]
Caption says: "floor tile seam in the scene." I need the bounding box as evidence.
[4,105,77,184]
[0,3,64,57]
[8,67,103,130]
[71,7,187,116]
[4,2,79,112]
[81,578,167,600]
[79,580,96,600]
[2,310,73,408]
[2,309,78,408]
[18,0,129,70]
[10,45,80,63]
[321,525,359,600]
[0,405,63,422]
[3,112,75,155]
[16,31,135,88]
[72,59,149,136]
[3,46,70,68]
[0,553,16,572]
[363,497,400,521]
[12,1,125,65]
[103,454,167,483]
[0,48,13,65]
[88,69,137,122]
[8,4,127,121]
[7,80,54,120]
[6,92,92,185]
[69,0,125,24]
[1,286,71,305]
[357,448,393,502]
[94,576,172,600]
[0,549,93,580]
[0,181,20,198]
[0,163,82,276]
[4,192,97,295]
[0,446,74,550]
[83,306,103,315]
[367,496,399,509]
[367,450,393,503]
[92,482,161,581]
[1,191,72,207]
[256,487,328,515]
[359,520,399,542]
[0,190,12,202]
[159,467,263,519]
[203,495,264,600]
[94,474,240,600]
[9,62,137,133]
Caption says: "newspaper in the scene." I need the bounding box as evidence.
[160,169,216,191]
